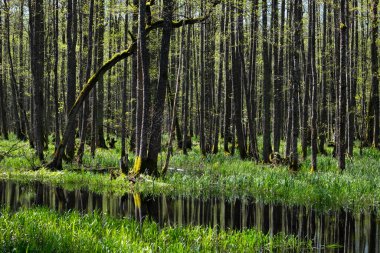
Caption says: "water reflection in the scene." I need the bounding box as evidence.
[0,180,379,252]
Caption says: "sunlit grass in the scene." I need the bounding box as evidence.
[0,207,312,252]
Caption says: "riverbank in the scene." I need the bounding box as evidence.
[1,137,379,212]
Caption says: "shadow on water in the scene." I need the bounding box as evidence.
[1,180,379,252]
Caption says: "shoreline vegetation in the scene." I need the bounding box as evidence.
[1,137,379,213]
[0,207,313,252]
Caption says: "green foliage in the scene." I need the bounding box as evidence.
[0,208,311,252]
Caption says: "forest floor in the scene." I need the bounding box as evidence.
[0,135,379,213]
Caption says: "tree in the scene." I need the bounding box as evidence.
[368,0,380,147]
[231,1,247,159]
[53,0,60,150]
[290,0,302,170]
[338,0,348,170]
[4,0,25,140]
[272,0,281,154]
[77,0,94,164]
[262,0,272,162]
[65,0,78,160]
[96,0,106,149]
[0,6,8,140]
[120,0,129,173]
[29,0,45,161]
[147,0,174,175]
[310,0,317,171]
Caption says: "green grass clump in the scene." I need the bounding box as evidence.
[0,207,312,252]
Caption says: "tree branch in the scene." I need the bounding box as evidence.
[47,1,220,169]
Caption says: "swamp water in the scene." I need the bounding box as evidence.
[0,180,379,252]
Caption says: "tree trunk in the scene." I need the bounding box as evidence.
[163,22,186,175]
[231,1,247,159]
[262,0,272,162]
[338,0,348,170]
[290,0,302,170]
[4,0,24,140]
[18,0,29,141]
[133,0,151,175]
[301,0,313,160]
[76,0,94,164]
[53,0,60,150]
[310,0,317,171]
[348,0,359,155]
[65,0,78,160]
[96,0,107,149]
[272,0,281,153]
[248,0,259,158]
[223,3,231,153]
[369,0,380,147]
[129,0,138,152]
[120,0,129,174]
[213,3,225,154]
[146,0,173,175]
[0,8,8,139]
[29,0,45,161]
[319,0,328,154]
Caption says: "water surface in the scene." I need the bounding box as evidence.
[0,180,379,252]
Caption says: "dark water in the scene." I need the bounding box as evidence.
[0,180,379,252]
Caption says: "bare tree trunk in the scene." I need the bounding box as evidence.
[223,3,231,153]
[53,0,60,150]
[146,0,173,175]
[302,0,313,160]
[348,0,359,156]
[96,0,107,149]
[310,0,317,171]
[319,0,328,155]
[182,5,191,154]
[290,0,302,170]
[338,0,348,170]
[333,1,340,157]
[369,0,380,147]
[133,0,151,175]
[262,0,272,162]
[4,0,24,140]
[248,0,259,158]
[65,0,78,160]
[76,0,94,164]
[18,0,29,141]
[120,0,129,174]
[163,23,186,175]
[272,0,281,153]
[230,1,247,159]
[0,8,8,139]
[213,3,225,154]
[129,0,138,152]
[29,0,45,161]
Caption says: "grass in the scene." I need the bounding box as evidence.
[0,207,312,252]
[1,135,380,212]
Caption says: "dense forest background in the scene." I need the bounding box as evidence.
[0,0,379,175]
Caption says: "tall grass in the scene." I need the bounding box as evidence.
[0,207,312,252]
